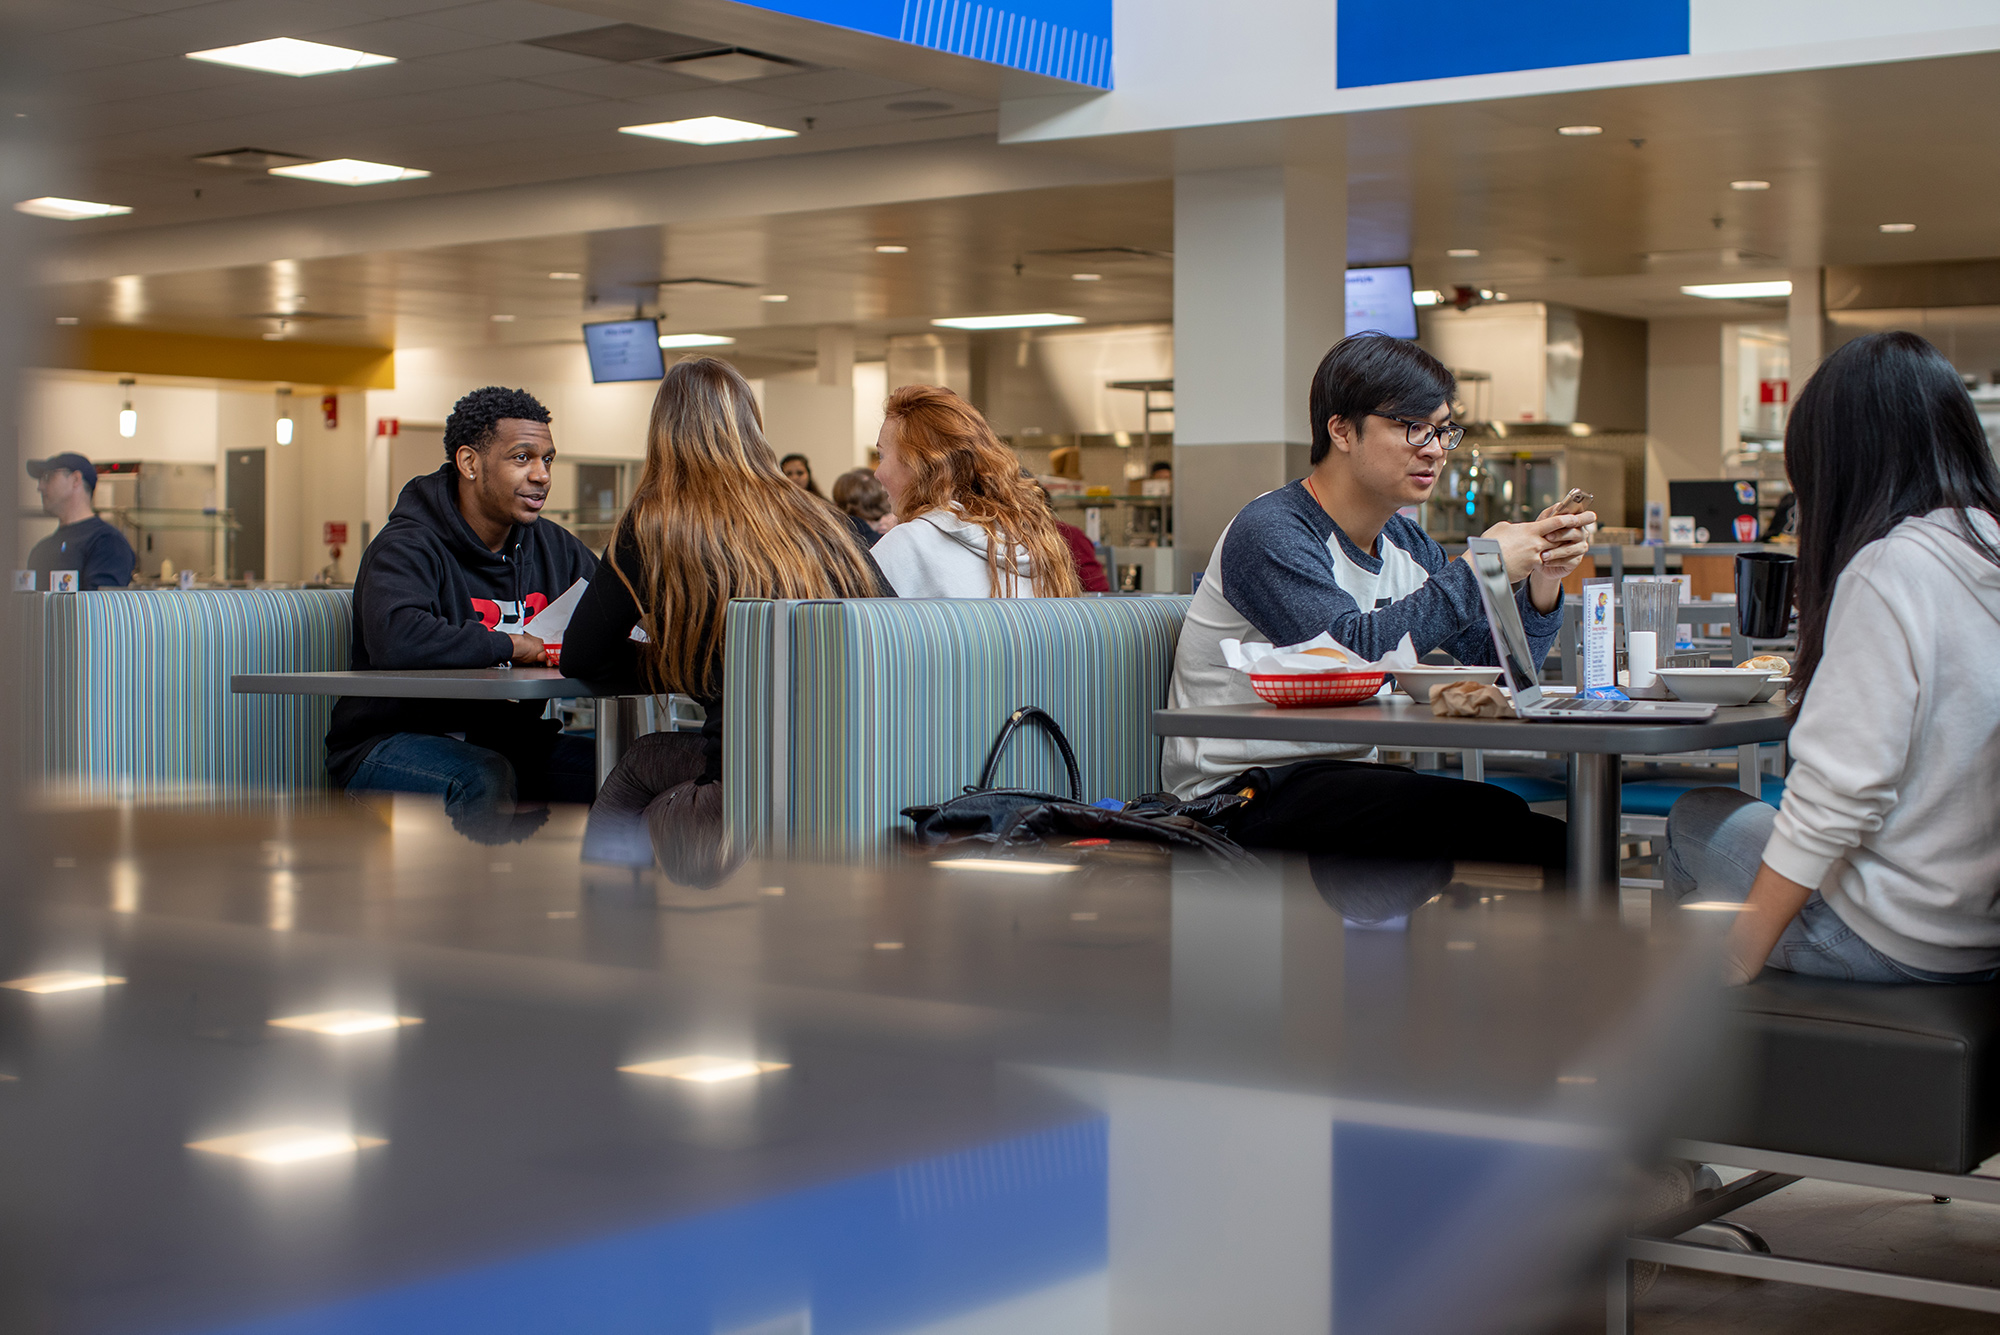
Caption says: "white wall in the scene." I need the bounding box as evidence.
[367,343,659,465]
[21,372,219,466]
[1421,304,1553,424]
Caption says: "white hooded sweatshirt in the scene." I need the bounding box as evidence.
[871,508,1039,599]
[1762,509,2000,973]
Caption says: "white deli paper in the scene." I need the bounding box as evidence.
[522,578,587,644]
[1221,631,1420,677]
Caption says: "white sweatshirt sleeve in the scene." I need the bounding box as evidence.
[1761,572,1920,889]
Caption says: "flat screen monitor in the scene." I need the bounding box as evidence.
[1346,265,1418,339]
[583,318,665,383]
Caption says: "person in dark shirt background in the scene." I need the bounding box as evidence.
[1036,482,1111,592]
[25,453,134,589]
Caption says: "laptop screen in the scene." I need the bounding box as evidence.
[1468,549,1544,707]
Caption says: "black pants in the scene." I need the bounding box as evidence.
[582,732,737,888]
[1216,759,1568,871]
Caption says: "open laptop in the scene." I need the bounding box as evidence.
[1466,544,1716,722]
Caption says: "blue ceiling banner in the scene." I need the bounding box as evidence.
[1336,0,1689,89]
[744,0,1113,87]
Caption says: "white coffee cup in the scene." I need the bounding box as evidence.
[1627,630,1659,692]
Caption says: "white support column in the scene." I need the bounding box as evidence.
[1173,158,1346,586]
[1788,266,1824,388]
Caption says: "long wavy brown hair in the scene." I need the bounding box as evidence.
[882,384,1081,597]
[612,357,881,697]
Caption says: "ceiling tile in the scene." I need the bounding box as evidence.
[521,63,707,99]
[419,43,611,79]
[159,0,365,43]
[28,30,164,73]
[409,0,600,42]
[296,18,498,57]
[748,69,924,104]
[21,4,141,34]
[613,85,807,124]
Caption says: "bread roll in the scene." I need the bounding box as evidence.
[1302,645,1355,665]
[1736,654,1791,674]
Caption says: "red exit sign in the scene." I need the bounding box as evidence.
[323,522,348,547]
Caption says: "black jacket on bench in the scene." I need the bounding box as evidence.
[326,465,596,789]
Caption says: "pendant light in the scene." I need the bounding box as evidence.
[118,378,136,438]
[275,386,294,446]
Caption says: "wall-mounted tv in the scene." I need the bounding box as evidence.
[583,318,665,383]
[1345,265,1418,340]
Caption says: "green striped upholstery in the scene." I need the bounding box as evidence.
[25,589,351,802]
[723,595,1190,858]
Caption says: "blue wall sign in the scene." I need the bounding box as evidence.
[742,0,1113,87]
[1336,0,1689,89]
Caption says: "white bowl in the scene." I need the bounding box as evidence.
[1392,665,1503,699]
[1750,675,1791,704]
[1655,667,1771,706]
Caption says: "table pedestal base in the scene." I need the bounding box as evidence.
[1567,751,1623,898]
[595,697,641,791]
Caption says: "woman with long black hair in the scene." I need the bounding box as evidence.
[1666,331,2000,984]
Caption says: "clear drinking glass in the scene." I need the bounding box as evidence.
[1621,578,1681,644]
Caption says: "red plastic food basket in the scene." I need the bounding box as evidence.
[1249,670,1387,708]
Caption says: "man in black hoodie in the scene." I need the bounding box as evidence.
[328,387,597,839]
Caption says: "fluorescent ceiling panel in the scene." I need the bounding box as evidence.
[1,971,125,993]
[186,38,396,77]
[619,1055,790,1083]
[619,117,798,145]
[269,160,430,186]
[268,1010,422,1035]
[187,1127,388,1163]
[14,197,130,220]
[657,333,735,347]
[931,313,1084,330]
[1680,281,1792,299]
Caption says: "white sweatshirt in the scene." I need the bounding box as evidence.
[871,508,1039,599]
[1761,509,2000,973]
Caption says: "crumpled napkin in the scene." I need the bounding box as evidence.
[1430,681,1516,718]
[1221,631,1420,677]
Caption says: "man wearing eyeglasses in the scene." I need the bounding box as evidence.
[1163,332,1595,871]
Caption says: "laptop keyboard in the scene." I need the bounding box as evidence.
[1539,697,1639,712]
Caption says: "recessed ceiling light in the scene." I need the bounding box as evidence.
[268,159,429,186]
[874,244,908,254]
[261,331,285,341]
[619,116,798,145]
[1071,273,1102,281]
[490,314,515,322]
[55,316,79,325]
[759,293,789,302]
[187,1126,387,1163]
[1679,900,1753,912]
[1477,289,1494,299]
[186,38,395,78]
[15,197,131,220]
[931,313,1085,330]
[1879,222,1916,233]
[619,1055,790,1083]
[1680,280,1793,299]
[1557,124,1602,136]
[1,971,125,994]
[1412,289,1443,306]
[658,333,735,348]
[268,1010,421,1036]
[1730,180,1771,191]
[929,858,1078,875]
[1446,248,1479,258]
[548,271,581,281]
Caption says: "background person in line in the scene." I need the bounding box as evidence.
[328,386,597,842]
[1036,480,1111,592]
[779,452,825,499]
[562,358,890,884]
[1667,331,2000,985]
[869,384,1083,599]
[832,467,896,548]
[24,452,134,589]
[1162,333,1594,871]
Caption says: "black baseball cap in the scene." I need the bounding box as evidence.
[26,453,97,489]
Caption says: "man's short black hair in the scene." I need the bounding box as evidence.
[443,386,551,460]
[1308,333,1455,465]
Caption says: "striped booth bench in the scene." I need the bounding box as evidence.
[722,596,1191,859]
[17,589,351,803]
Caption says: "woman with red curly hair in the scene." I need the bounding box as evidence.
[868,384,1081,599]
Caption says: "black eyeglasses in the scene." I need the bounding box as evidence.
[1374,413,1465,451]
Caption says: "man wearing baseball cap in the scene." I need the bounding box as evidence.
[25,453,135,590]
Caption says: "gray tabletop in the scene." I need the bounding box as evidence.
[231,668,623,700]
[1152,697,1794,754]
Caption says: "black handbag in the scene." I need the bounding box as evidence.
[901,705,1258,866]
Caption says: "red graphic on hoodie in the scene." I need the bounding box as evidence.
[470,592,549,633]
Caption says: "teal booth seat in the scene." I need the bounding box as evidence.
[722,596,1190,860]
[18,589,351,803]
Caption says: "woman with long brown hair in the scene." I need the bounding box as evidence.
[869,384,1082,598]
[562,357,888,881]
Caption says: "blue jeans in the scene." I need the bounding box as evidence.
[1665,787,1999,984]
[347,733,594,844]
